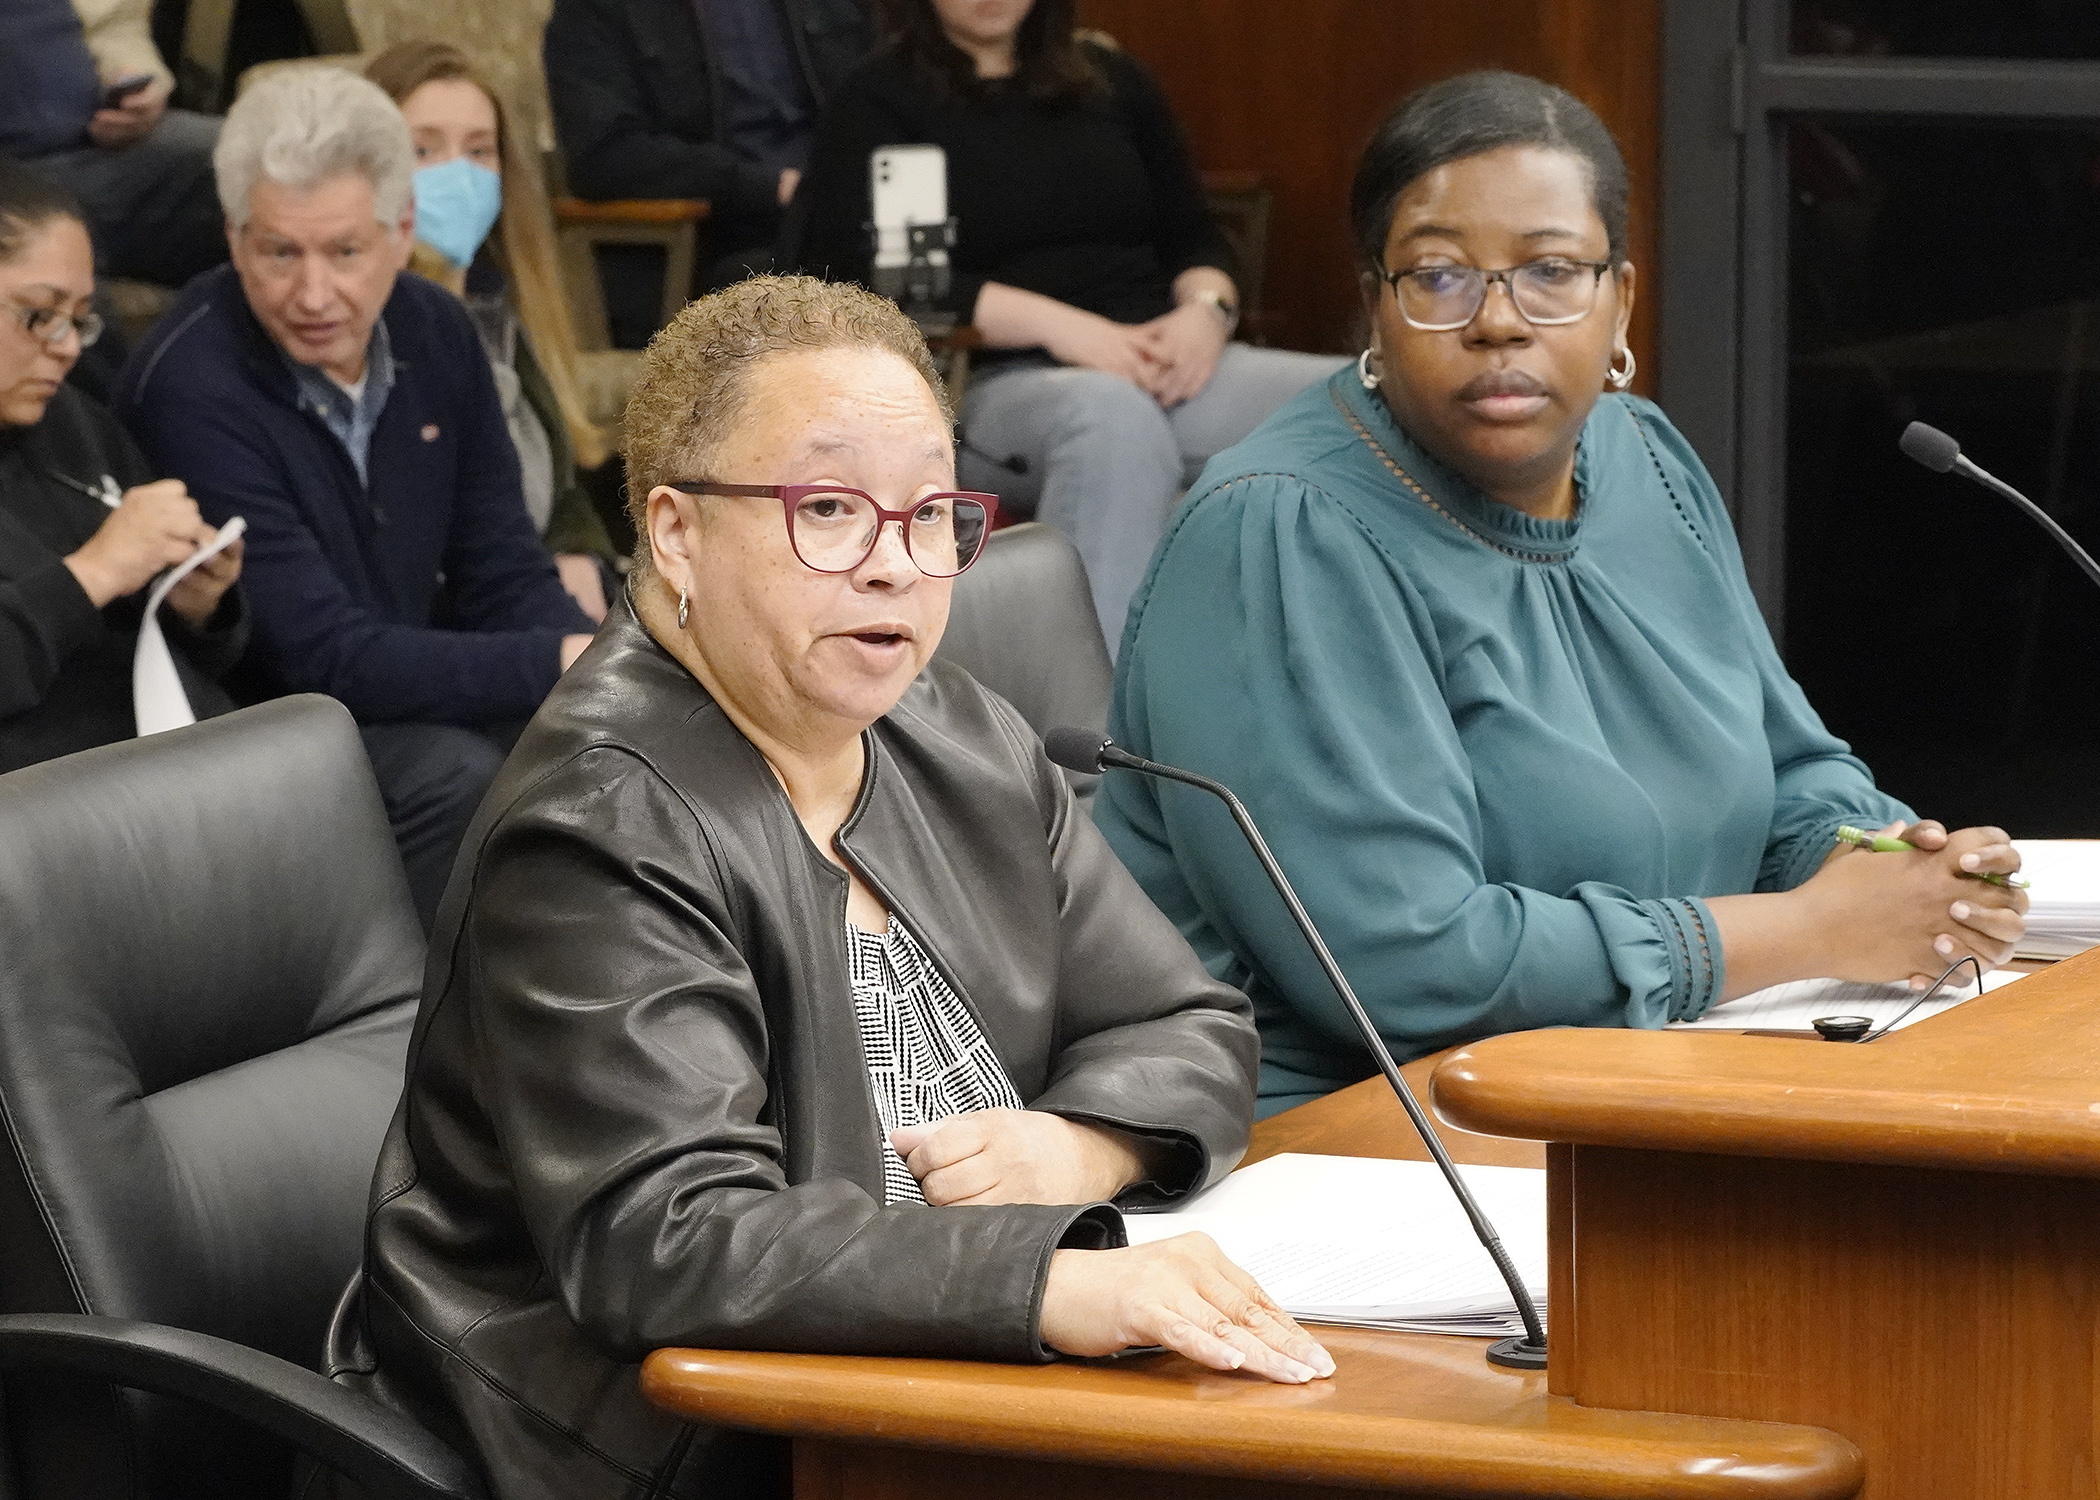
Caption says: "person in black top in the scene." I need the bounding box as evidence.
[790,0,1344,650]
[0,162,244,776]
[544,0,872,340]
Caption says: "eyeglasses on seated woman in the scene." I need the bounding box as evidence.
[324,274,1330,1500]
[1097,69,2026,1117]
[0,159,246,778]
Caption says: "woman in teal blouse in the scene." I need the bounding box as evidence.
[1096,71,2027,1113]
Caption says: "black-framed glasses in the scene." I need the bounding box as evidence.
[1381,257,1614,332]
[8,301,103,351]
[667,481,999,577]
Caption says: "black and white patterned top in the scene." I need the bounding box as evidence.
[847,916,1023,1206]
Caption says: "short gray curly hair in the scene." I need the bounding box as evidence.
[215,65,415,229]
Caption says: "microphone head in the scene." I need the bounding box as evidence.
[1043,727,1111,774]
[1900,421,1962,475]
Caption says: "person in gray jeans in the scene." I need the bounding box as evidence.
[791,0,1345,652]
[957,344,1344,657]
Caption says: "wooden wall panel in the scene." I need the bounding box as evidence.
[1075,0,1660,388]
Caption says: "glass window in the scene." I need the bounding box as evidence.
[1792,1,2100,59]
[1784,118,2100,833]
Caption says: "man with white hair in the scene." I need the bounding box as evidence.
[117,66,596,929]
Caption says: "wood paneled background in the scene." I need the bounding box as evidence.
[1076,0,1661,388]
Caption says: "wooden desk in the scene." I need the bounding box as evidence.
[642,1049,1862,1498]
[1434,948,2100,1500]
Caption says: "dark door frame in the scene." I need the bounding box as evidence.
[1655,0,2100,646]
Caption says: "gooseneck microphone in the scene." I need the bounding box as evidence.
[1044,728,1548,1371]
[1899,422,2100,592]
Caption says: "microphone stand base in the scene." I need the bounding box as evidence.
[1485,1336,1548,1370]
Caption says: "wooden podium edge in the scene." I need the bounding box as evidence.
[641,1346,1863,1498]
[1431,949,2100,1177]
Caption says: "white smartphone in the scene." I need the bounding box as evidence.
[870,144,948,271]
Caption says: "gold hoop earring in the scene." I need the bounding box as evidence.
[1357,348,1382,391]
[677,583,689,630]
[1607,347,1637,392]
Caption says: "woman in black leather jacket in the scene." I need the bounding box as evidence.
[329,274,1331,1499]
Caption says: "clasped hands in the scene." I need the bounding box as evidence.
[1040,301,1227,409]
[889,1108,1333,1386]
[1806,820,2028,988]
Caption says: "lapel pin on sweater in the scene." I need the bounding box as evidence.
[421,424,440,442]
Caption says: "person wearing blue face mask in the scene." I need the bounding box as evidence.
[412,154,502,272]
[118,66,599,934]
[367,41,619,624]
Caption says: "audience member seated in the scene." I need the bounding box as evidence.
[365,40,619,623]
[326,275,1329,1499]
[0,161,244,775]
[544,0,871,340]
[0,0,223,291]
[790,0,1344,652]
[1097,72,2028,1114]
[117,67,595,930]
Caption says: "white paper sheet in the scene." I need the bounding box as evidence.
[2011,840,2100,958]
[1672,967,2025,1034]
[133,516,245,737]
[1122,1154,1546,1338]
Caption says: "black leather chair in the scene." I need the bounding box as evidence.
[938,522,1113,797]
[0,697,480,1499]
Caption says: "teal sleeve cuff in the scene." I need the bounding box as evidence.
[1762,799,1913,894]
[1642,895,1724,1022]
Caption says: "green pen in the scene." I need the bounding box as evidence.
[1833,825,2030,888]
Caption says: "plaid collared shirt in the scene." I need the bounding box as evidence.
[283,317,395,486]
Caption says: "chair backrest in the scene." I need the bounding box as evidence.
[344,0,559,156]
[0,697,425,1498]
[1203,171,1274,325]
[936,523,1113,791]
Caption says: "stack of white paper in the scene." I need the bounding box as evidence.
[1121,1153,1545,1339]
[2012,840,2100,958]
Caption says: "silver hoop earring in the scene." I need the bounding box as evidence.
[1607,346,1637,392]
[1357,348,1382,391]
[676,584,689,630]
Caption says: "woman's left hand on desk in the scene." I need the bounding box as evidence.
[890,1109,1148,1206]
[1040,1235,1335,1383]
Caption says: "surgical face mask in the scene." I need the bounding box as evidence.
[412,157,502,270]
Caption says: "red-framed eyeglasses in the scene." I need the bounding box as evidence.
[666,481,999,578]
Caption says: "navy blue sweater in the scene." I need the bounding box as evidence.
[117,266,592,727]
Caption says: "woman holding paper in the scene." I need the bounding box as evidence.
[0,160,244,773]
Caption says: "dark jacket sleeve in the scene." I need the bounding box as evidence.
[94,391,257,683]
[0,389,243,719]
[992,696,1257,1202]
[462,748,1119,1362]
[0,557,107,720]
[1103,49,1235,287]
[165,585,250,679]
[124,371,576,728]
[544,0,780,219]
